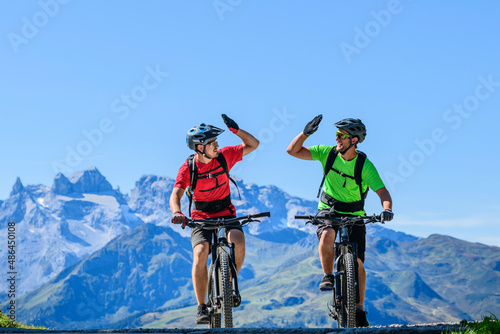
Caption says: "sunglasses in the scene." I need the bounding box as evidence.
[207,140,219,147]
[336,131,351,140]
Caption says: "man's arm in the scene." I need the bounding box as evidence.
[169,187,185,213]
[287,114,322,160]
[286,132,313,160]
[236,129,260,156]
[375,187,392,211]
[221,114,259,156]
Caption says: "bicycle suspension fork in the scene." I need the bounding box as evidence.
[218,226,240,301]
[212,227,240,307]
[342,226,361,303]
[335,227,361,305]
[227,241,241,303]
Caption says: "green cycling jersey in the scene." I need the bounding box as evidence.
[310,145,385,215]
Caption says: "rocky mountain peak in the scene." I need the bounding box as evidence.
[10,177,25,196]
[52,173,74,195]
[64,167,113,194]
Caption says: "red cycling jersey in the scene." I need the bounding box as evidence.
[174,144,243,219]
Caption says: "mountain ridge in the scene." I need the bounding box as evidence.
[0,167,498,329]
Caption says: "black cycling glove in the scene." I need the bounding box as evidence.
[222,114,239,134]
[380,209,394,223]
[303,114,323,136]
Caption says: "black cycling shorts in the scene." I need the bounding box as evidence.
[315,209,367,263]
[190,215,243,249]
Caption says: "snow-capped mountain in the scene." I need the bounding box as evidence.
[0,167,319,297]
[0,167,142,295]
[0,166,407,299]
[2,167,498,329]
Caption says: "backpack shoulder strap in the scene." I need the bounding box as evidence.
[187,154,197,191]
[354,151,366,187]
[215,152,228,176]
[216,152,241,200]
[325,147,339,176]
[186,154,197,217]
[354,151,368,200]
[316,147,338,198]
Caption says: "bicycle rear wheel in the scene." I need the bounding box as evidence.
[218,249,233,328]
[338,252,356,328]
[207,263,221,328]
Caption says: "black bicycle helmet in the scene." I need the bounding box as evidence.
[334,118,367,143]
[186,123,225,150]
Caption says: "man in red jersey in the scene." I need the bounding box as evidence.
[169,114,259,324]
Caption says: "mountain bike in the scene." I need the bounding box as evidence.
[187,212,271,328]
[295,213,382,328]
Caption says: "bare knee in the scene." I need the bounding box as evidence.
[227,229,245,247]
[193,242,209,266]
[320,227,336,245]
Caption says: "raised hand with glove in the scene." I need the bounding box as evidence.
[172,211,188,229]
[303,114,323,136]
[222,114,239,134]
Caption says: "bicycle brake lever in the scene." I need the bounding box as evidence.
[240,219,256,226]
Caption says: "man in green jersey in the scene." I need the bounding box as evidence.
[287,115,393,327]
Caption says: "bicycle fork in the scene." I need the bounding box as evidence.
[328,251,344,320]
[327,243,361,319]
[228,242,241,307]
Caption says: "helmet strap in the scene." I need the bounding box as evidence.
[340,138,355,155]
[196,145,211,159]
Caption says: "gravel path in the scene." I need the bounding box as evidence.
[0,323,464,334]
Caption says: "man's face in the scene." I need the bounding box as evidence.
[197,138,219,158]
[336,129,357,151]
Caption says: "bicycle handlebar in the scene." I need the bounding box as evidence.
[294,214,382,225]
[186,212,271,229]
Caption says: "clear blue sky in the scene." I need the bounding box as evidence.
[1,1,499,246]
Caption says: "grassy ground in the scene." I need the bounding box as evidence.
[0,311,49,329]
[448,314,499,334]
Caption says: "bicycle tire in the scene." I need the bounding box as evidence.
[207,263,221,328]
[218,249,233,328]
[338,252,356,328]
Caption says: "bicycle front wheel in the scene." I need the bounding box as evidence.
[218,249,233,328]
[338,252,356,328]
